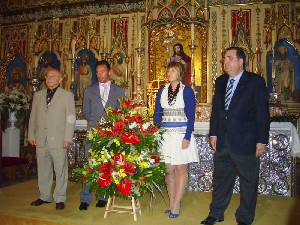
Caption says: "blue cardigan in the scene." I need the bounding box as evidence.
[153,86,196,141]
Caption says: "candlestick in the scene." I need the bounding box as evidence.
[189,42,198,90]
[191,23,195,43]
[71,36,76,59]
[138,28,142,45]
[271,48,275,79]
[103,36,107,51]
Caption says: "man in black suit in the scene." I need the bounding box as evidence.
[201,47,269,225]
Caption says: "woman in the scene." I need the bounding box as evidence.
[154,62,198,218]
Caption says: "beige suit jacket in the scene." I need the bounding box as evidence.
[28,87,76,148]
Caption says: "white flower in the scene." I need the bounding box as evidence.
[129,122,137,129]
[0,90,31,115]
[142,122,151,130]
[149,158,155,165]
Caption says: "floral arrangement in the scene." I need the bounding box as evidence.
[0,90,31,123]
[76,100,165,199]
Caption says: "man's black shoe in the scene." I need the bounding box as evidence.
[56,202,65,210]
[30,199,51,206]
[79,202,89,210]
[200,216,224,225]
[237,222,249,225]
[96,199,107,208]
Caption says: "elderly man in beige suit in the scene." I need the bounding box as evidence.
[28,67,75,210]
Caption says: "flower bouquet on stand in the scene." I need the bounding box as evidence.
[75,100,165,221]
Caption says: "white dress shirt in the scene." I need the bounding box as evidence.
[99,81,111,105]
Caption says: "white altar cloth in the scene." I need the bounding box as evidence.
[75,120,300,157]
[194,122,300,158]
[2,127,20,157]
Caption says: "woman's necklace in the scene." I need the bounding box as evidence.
[168,83,180,106]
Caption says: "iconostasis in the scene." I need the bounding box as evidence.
[0,0,300,112]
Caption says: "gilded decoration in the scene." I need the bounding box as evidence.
[5,0,92,10]
[2,0,142,11]
[211,11,218,92]
[33,20,63,56]
[208,0,273,5]
[1,25,29,60]
[277,3,290,28]
[277,24,293,44]
[133,14,146,105]
[146,0,208,108]
[231,21,255,72]
[0,25,30,92]
[255,7,262,74]
[221,9,228,49]
[148,21,207,107]
[70,18,90,54]
[111,17,130,88]
[231,9,251,42]
[296,7,300,45]
[0,1,144,25]
[263,8,273,49]
[0,58,13,92]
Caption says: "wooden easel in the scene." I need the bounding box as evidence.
[104,196,141,221]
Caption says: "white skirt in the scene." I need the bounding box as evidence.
[159,128,199,165]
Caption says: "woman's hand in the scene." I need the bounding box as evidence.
[182,139,190,149]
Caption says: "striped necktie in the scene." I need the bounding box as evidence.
[225,78,235,110]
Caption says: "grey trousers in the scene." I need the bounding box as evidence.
[36,145,68,203]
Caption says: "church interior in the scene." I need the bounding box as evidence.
[1,0,300,225]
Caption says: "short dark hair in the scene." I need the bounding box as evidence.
[95,60,111,70]
[225,46,246,69]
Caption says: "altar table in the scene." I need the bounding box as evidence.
[69,121,300,197]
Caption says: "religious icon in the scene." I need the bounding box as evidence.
[77,54,92,101]
[169,43,191,86]
[110,52,126,87]
[275,46,295,102]
[9,67,26,93]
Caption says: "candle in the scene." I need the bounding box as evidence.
[204,0,208,18]
[272,29,276,47]
[138,29,142,46]
[71,37,76,59]
[103,36,106,51]
[191,23,195,43]
[87,33,90,49]
[272,48,275,79]
[229,28,232,45]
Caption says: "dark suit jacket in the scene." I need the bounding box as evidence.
[83,82,125,129]
[209,71,270,155]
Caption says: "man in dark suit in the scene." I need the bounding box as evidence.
[79,60,125,210]
[201,47,269,225]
